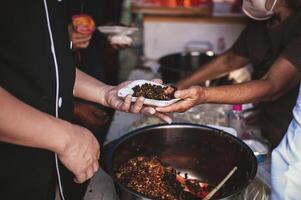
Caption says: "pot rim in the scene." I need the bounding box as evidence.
[101,123,258,200]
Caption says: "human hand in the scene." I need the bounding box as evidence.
[74,102,109,129]
[58,124,100,183]
[176,82,188,90]
[104,79,172,123]
[156,86,206,113]
[68,24,92,50]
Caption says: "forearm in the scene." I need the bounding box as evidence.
[0,87,70,153]
[73,68,113,107]
[203,79,278,104]
[203,57,301,105]
[177,52,249,88]
[157,57,301,114]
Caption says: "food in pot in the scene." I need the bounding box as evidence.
[132,83,177,101]
[115,156,213,200]
[72,14,95,34]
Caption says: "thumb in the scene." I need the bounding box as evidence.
[117,81,132,89]
[141,107,156,115]
[151,79,163,85]
[174,89,191,99]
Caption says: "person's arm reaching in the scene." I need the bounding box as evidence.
[176,51,249,89]
[74,68,172,123]
[0,87,100,183]
[157,57,301,113]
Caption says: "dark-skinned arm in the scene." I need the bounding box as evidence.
[157,57,301,113]
[176,51,249,89]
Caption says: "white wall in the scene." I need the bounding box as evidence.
[144,18,246,59]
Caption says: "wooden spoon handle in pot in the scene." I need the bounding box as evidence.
[203,166,238,200]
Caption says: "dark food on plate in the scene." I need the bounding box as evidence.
[115,156,214,200]
[132,83,177,101]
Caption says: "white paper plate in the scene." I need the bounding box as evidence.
[97,26,138,35]
[118,80,180,107]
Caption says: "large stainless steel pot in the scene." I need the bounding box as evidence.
[159,51,215,84]
[101,123,257,200]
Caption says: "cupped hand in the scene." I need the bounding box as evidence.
[58,124,100,183]
[156,86,206,113]
[104,79,172,123]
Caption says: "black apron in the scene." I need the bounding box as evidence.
[0,0,75,199]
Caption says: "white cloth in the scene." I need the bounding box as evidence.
[271,84,301,200]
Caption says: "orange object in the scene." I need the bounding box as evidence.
[176,174,186,184]
[72,14,95,34]
[183,0,191,7]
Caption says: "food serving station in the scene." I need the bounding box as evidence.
[82,65,271,200]
[81,1,271,200]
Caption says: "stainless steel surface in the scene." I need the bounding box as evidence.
[101,123,257,200]
[158,51,215,83]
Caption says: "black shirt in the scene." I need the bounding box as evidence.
[0,1,75,199]
[231,13,301,146]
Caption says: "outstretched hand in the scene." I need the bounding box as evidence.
[104,79,172,123]
[156,86,206,113]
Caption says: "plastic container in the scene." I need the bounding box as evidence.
[228,104,245,138]
[243,139,269,163]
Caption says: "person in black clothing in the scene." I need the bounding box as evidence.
[63,1,127,199]
[158,0,301,147]
[0,1,169,200]
[67,0,128,137]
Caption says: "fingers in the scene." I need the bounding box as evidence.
[74,157,99,184]
[141,107,156,115]
[93,161,99,173]
[74,172,87,184]
[130,97,145,113]
[151,79,163,84]
[73,34,92,42]
[74,166,97,184]
[174,89,191,99]
[156,86,203,113]
[154,112,172,124]
[86,167,94,180]
[71,32,92,49]
[119,95,132,112]
[156,101,189,113]
[173,86,201,99]
[141,107,172,123]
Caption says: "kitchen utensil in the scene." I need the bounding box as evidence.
[158,51,215,83]
[203,166,238,200]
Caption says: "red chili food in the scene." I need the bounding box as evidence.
[115,156,214,200]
